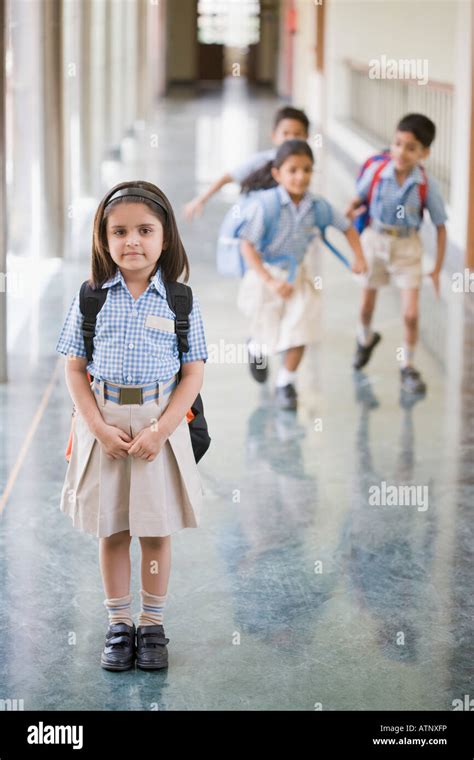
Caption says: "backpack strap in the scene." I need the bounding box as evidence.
[259,187,282,252]
[79,281,108,363]
[312,197,333,231]
[418,166,428,217]
[163,281,193,356]
[367,158,390,208]
[312,197,351,270]
[356,149,391,180]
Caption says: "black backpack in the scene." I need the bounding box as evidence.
[79,279,211,463]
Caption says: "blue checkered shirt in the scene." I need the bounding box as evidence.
[56,267,208,383]
[238,185,350,264]
[356,160,448,228]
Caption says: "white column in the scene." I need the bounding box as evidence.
[62,0,82,252]
[449,0,472,253]
[79,0,93,197]
[136,0,150,122]
[109,0,125,152]
[124,0,137,133]
[0,0,7,381]
[89,0,109,196]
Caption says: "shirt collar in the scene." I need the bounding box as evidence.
[277,184,313,210]
[381,160,425,185]
[149,266,167,299]
[101,265,167,299]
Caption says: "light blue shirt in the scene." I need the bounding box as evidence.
[238,185,350,265]
[229,148,276,184]
[356,160,448,228]
[56,266,208,384]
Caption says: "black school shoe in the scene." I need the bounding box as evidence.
[136,625,170,670]
[247,339,268,384]
[275,383,297,411]
[352,332,381,370]
[100,622,136,671]
[400,366,427,395]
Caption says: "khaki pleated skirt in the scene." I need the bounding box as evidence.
[236,250,321,355]
[59,376,203,538]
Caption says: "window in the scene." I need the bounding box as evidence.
[197,0,260,47]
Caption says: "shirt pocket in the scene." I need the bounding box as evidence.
[144,316,177,362]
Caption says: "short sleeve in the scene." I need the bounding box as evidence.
[424,175,448,225]
[237,199,266,249]
[355,162,379,201]
[181,294,208,364]
[56,291,88,359]
[314,197,350,233]
[328,204,350,233]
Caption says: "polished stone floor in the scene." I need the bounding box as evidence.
[0,79,473,711]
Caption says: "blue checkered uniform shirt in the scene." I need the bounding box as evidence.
[356,160,447,228]
[238,185,350,264]
[56,266,208,384]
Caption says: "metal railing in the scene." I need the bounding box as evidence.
[344,59,453,201]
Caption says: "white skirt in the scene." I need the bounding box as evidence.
[237,251,321,354]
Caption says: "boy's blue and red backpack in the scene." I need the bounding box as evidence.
[354,150,428,233]
[216,186,350,278]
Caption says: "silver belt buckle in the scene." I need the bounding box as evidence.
[119,386,143,405]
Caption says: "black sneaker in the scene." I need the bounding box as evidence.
[400,366,427,395]
[352,332,381,370]
[247,339,268,384]
[136,625,169,670]
[275,383,297,411]
[100,622,136,671]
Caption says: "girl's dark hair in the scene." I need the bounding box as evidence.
[273,139,314,168]
[240,160,277,194]
[90,180,189,288]
[241,140,314,194]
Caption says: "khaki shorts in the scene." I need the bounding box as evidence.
[236,252,321,355]
[359,227,423,289]
[59,376,203,538]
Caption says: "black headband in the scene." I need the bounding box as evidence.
[104,187,168,216]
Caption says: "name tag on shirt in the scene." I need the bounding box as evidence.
[145,315,175,333]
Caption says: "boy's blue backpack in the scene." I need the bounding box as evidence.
[216,187,350,278]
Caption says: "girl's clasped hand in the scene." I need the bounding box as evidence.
[95,421,168,462]
[267,277,294,300]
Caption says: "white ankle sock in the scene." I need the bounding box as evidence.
[357,322,373,347]
[137,589,167,627]
[402,344,415,369]
[104,593,133,627]
[276,367,297,388]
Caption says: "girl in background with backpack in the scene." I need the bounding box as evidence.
[56,180,208,672]
[236,140,367,411]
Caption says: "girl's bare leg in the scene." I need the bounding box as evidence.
[99,530,132,597]
[284,345,305,371]
[139,536,171,595]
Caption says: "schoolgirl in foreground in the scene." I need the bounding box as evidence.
[56,180,208,671]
